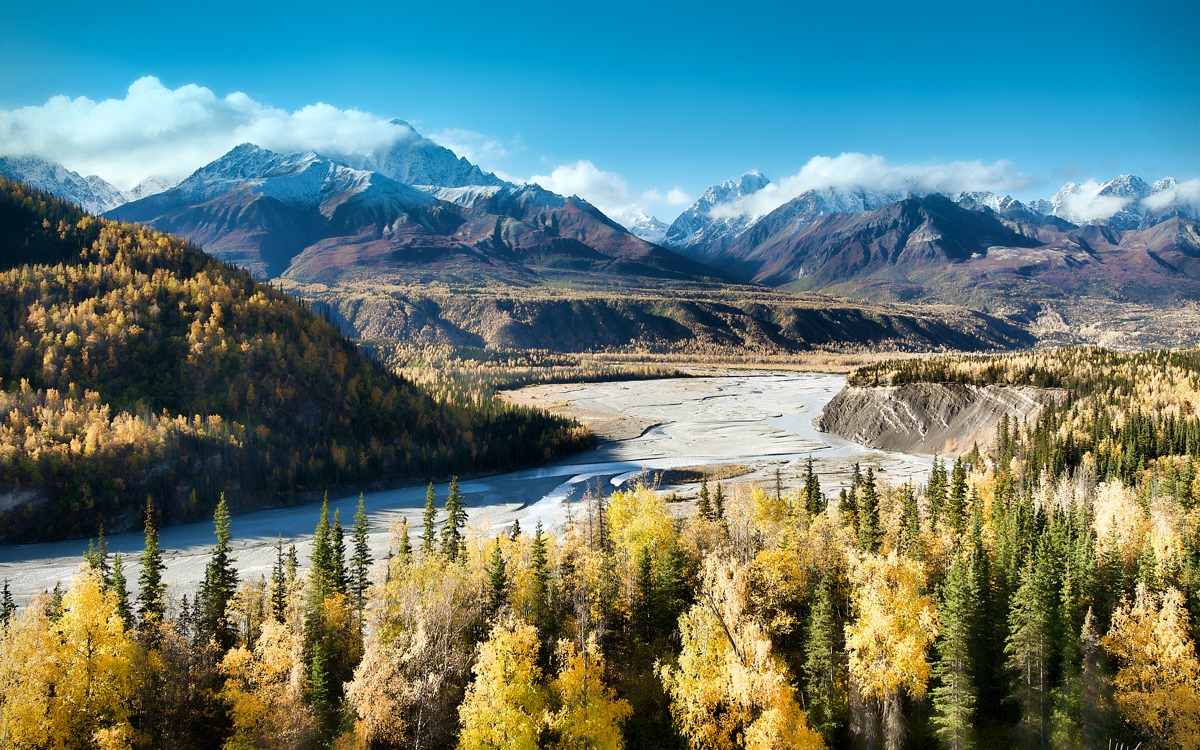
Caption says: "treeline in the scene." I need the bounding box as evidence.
[6,443,1200,749]
[0,178,591,541]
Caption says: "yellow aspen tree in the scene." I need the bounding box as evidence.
[0,567,139,750]
[457,617,548,750]
[845,551,938,750]
[1103,584,1200,750]
[657,558,825,750]
[220,617,316,750]
[548,637,632,750]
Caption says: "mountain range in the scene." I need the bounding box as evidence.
[5,129,1199,349]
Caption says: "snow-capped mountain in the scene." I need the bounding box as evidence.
[1051,175,1152,229]
[662,170,772,252]
[0,155,128,213]
[613,207,669,244]
[331,120,505,189]
[127,174,178,201]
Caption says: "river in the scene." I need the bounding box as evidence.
[0,372,931,605]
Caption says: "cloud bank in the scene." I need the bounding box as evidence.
[1143,178,1200,212]
[0,77,408,189]
[529,160,689,228]
[714,153,1038,220]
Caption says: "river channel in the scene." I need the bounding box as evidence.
[0,372,932,605]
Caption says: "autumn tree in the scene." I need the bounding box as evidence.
[457,617,548,750]
[845,551,938,750]
[1103,584,1200,750]
[548,637,632,750]
[220,617,316,749]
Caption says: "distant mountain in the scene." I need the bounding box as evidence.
[1048,174,1198,229]
[0,155,127,213]
[615,207,670,244]
[110,144,726,288]
[330,119,506,188]
[662,170,772,254]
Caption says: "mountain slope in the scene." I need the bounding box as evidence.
[0,155,128,213]
[662,170,772,256]
[0,177,587,542]
[111,146,730,288]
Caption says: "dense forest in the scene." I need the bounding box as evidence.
[4,346,1200,749]
[0,178,590,541]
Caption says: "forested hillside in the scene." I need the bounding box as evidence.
[0,178,589,541]
[4,347,1200,749]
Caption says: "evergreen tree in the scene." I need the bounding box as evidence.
[804,575,846,742]
[1,578,15,625]
[270,536,287,623]
[394,517,413,563]
[947,458,968,534]
[530,521,551,635]
[350,494,371,618]
[136,498,166,635]
[654,535,689,639]
[1005,544,1056,749]
[931,553,978,750]
[441,476,467,561]
[926,456,948,529]
[510,518,522,540]
[332,508,348,596]
[110,552,133,628]
[486,537,508,621]
[84,527,111,586]
[309,495,335,599]
[307,640,333,742]
[898,482,921,557]
[697,474,713,520]
[857,468,881,552]
[635,545,655,640]
[198,494,238,650]
[713,481,725,521]
[420,482,437,558]
[804,457,824,516]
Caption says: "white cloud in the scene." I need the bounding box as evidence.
[1143,178,1200,212]
[426,128,519,174]
[717,153,1036,219]
[0,76,411,189]
[528,160,680,231]
[1054,181,1134,223]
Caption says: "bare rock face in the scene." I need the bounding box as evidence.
[815,382,1059,456]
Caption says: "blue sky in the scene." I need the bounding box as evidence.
[3,0,1197,221]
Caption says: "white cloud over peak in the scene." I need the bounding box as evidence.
[0,77,409,189]
[529,159,683,229]
[715,153,1037,219]
[427,128,520,178]
[1143,178,1200,212]
[1053,181,1134,223]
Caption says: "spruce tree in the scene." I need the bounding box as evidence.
[271,536,287,623]
[1005,544,1055,749]
[332,508,348,596]
[654,535,689,638]
[927,455,948,529]
[804,457,824,516]
[84,526,111,586]
[931,554,978,750]
[137,498,166,635]
[948,458,968,533]
[350,496,372,609]
[1,578,15,625]
[394,517,413,563]
[441,476,467,561]
[635,545,655,639]
[486,537,508,621]
[530,521,551,634]
[309,495,334,598]
[713,481,725,521]
[898,482,921,557]
[697,474,713,520]
[420,482,438,558]
[804,575,845,741]
[198,494,238,650]
[857,468,881,553]
[110,552,133,628]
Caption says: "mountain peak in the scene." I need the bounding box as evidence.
[0,154,127,214]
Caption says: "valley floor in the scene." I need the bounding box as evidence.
[1,372,931,604]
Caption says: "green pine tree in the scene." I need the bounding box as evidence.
[137,498,166,635]
[84,526,111,586]
[931,553,978,750]
[1005,543,1056,749]
[510,518,522,540]
[530,521,551,635]
[420,482,438,558]
[927,455,948,529]
[394,517,413,563]
[486,537,508,620]
[804,457,824,516]
[857,468,881,553]
[271,536,287,623]
[713,481,725,520]
[441,476,467,561]
[898,482,921,557]
[804,575,846,742]
[198,494,238,650]
[1,578,16,625]
[697,474,713,520]
[110,552,133,628]
[332,508,348,596]
[309,494,335,598]
[947,458,968,533]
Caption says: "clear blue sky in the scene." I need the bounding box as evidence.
[3,0,1197,218]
